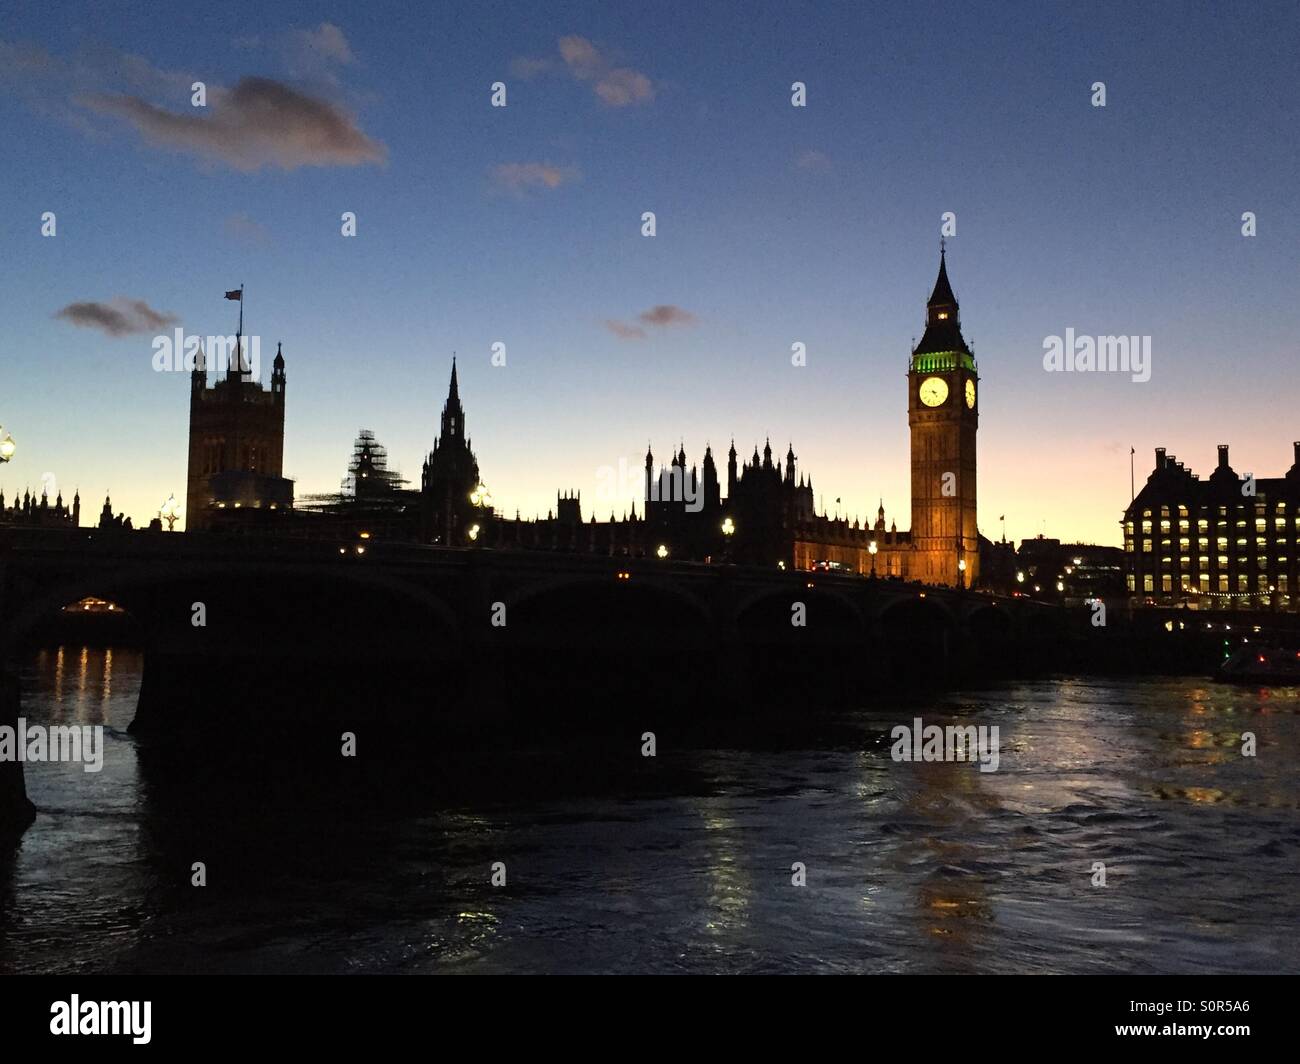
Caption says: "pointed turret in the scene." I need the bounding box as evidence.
[440,358,465,440]
[272,342,286,395]
[913,245,972,358]
[928,246,957,310]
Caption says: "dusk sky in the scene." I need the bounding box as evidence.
[2,0,1297,542]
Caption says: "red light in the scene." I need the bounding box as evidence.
[1258,655,1267,664]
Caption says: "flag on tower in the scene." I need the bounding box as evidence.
[225,289,242,301]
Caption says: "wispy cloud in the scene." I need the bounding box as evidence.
[605,305,697,340]
[638,305,696,327]
[509,56,555,79]
[80,77,386,172]
[293,23,355,66]
[604,320,647,340]
[796,149,832,173]
[490,161,579,195]
[512,35,655,107]
[224,211,270,245]
[238,22,357,84]
[54,297,178,337]
[1,34,381,170]
[0,37,193,128]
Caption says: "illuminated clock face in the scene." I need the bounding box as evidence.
[965,380,976,409]
[919,376,948,407]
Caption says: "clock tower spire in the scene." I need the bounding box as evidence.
[908,248,979,587]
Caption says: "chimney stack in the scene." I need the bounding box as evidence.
[1218,444,1230,469]
[1155,447,1166,470]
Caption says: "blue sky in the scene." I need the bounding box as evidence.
[1,0,1297,541]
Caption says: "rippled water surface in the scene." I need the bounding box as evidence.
[2,645,1298,974]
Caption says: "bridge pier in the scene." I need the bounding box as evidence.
[0,666,36,841]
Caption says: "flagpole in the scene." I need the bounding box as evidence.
[1130,446,1135,503]
[238,283,244,374]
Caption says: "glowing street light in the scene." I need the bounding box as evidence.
[1016,571,1025,583]
[957,556,967,590]
[656,544,668,559]
[469,483,493,508]
[718,516,736,564]
[467,523,481,542]
[868,539,878,578]
[0,428,15,463]
[159,493,181,532]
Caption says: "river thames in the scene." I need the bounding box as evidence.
[2,645,1297,974]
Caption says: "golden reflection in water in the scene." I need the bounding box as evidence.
[96,647,112,724]
[452,910,501,958]
[693,801,752,936]
[887,757,994,968]
[917,875,994,946]
[31,645,131,727]
[52,645,65,718]
[1152,785,1229,805]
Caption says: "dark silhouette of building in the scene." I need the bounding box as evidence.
[297,430,421,540]
[421,359,481,545]
[1123,444,1300,610]
[996,536,1124,605]
[97,493,132,531]
[0,487,79,528]
[185,337,292,531]
[176,252,987,587]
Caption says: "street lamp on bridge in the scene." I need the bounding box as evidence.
[159,494,181,532]
[869,539,878,578]
[0,427,15,463]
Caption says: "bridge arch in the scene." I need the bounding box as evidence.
[732,584,866,706]
[2,559,464,735]
[501,574,715,726]
[878,594,958,687]
[509,572,714,627]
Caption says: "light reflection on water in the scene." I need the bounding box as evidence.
[1,645,1297,974]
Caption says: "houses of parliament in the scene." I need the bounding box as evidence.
[175,251,986,587]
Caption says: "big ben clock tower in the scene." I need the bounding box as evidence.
[908,246,979,587]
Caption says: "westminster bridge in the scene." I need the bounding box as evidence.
[0,525,1076,834]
